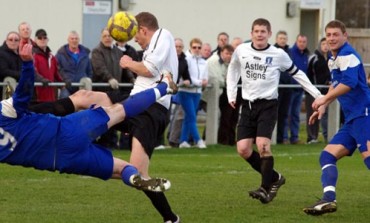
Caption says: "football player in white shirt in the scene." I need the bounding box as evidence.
[120,12,180,223]
[227,18,322,204]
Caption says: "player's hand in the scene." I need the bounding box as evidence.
[182,80,191,87]
[308,111,319,125]
[108,78,119,89]
[229,101,236,109]
[309,105,326,125]
[120,55,133,69]
[19,43,33,61]
[312,95,326,110]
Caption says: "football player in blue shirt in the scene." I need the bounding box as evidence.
[304,20,370,215]
[0,43,177,193]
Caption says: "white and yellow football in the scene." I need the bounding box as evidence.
[107,11,138,42]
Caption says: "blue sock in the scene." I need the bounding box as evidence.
[121,165,139,187]
[122,83,167,118]
[319,151,338,201]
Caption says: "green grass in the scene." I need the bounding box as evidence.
[1,144,369,223]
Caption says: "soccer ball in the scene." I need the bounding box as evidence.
[107,11,138,42]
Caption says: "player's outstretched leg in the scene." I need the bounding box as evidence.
[121,165,171,192]
[160,70,178,94]
[122,71,177,118]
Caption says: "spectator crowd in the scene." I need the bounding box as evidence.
[0,21,331,150]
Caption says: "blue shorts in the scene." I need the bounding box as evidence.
[55,107,114,180]
[330,115,370,155]
[4,108,113,180]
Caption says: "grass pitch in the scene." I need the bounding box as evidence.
[0,143,369,223]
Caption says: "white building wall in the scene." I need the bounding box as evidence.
[0,0,83,53]
[0,0,335,52]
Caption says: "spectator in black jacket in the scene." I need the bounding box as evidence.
[306,37,331,143]
[274,30,291,144]
[0,31,22,99]
[167,37,191,147]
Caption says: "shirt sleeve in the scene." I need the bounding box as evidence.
[338,54,361,89]
[13,61,34,114]
[226,51,241,102]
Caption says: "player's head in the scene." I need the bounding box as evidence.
[136,12,159,31]
[135,12,159,49]
[250,18,272,49]
[251,18,271,33]
[325,20,348,55]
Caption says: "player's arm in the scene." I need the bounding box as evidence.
[280,50,321,99]
[312,84,350,111]
[12,44,35,112]
[291,69,322,98]
[226,52,241,109]
[120,55,153,77]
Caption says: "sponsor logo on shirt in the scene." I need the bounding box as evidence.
[244,62,267,80]
[0,127,17,151]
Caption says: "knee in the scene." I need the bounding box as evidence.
[237,146,252,159]
[255,141,271,157]
[70,89,89,101]
[73,89,91,98]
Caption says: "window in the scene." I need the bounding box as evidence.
[336,0,370,28]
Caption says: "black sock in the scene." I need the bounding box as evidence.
[246,150,262,172]
[28,97,75,116]
[143,191,177,222]
[261,156,274,190]
[246,151,280,183]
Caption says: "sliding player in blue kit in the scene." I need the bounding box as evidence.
[303,20,370,215]
[0,43,177,192]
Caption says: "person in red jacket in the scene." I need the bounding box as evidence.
[33,29,63,102]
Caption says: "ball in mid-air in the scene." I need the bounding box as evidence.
[107,11,138,42]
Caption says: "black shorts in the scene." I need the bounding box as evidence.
[107,92,169,158]
[237,99,278,140]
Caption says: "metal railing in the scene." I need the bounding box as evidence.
[1,77,339,145]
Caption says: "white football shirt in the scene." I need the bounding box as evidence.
[130,28,178,109]
[227,42,320,102]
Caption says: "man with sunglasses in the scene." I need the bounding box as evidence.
[33,29,63,102]
[0,31,22,99]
